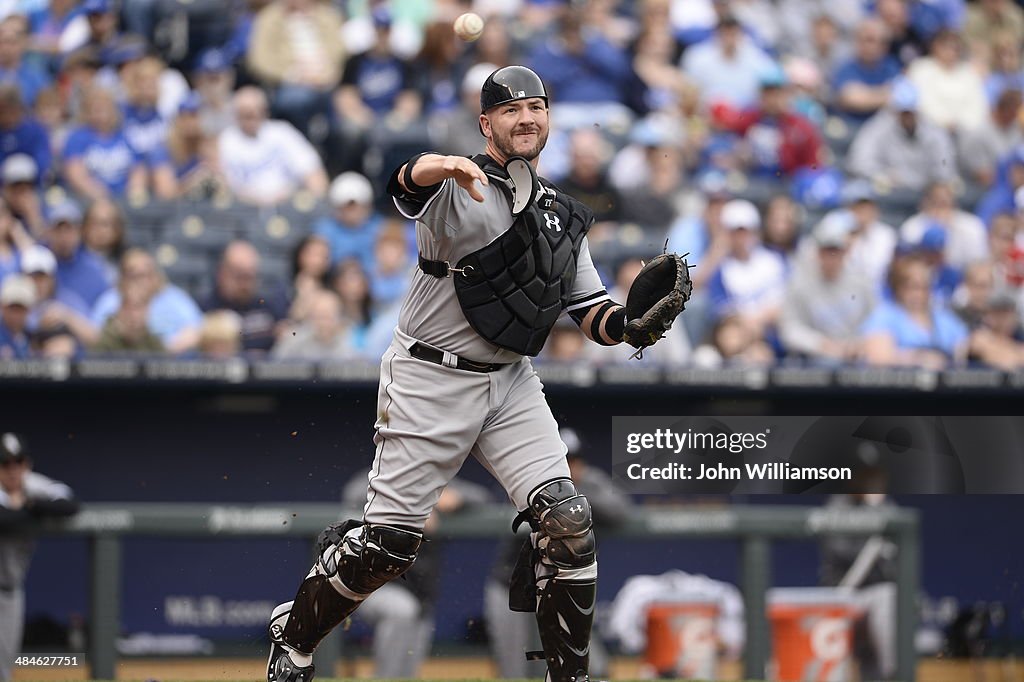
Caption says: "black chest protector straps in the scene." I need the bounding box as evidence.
[420,154,594,357]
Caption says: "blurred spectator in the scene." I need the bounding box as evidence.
[80,197,123,281]
[762,194,802,263]
[273,288,353,360]
[62,85,146,201]
[616,136,686,231]
[0,273,34,358]
[201,239,287,353]
[0,15,50,107]
[314,171,382,272]
[964,0,1024,60]
[781,218,876,364]
[983,32,1024,105]
[666,173,730,288]
[0,433,78,682]
[429,61,495,158]
[246,0,344,136]
[1,154,44,237]
[156,92,224,200]
[54,46,101,125]
[976,148,1024,226]
[628,20,688,117]
[466,16,512,71]
[63,0,122,61]
[414,21,464,116]
[541,318,587,363]
[20,243,97,347]
[26,0,82,67]
[91,286,164,354]
[899,182,988,271]
[197,309,242,359]
[903,226,962,301]
[832,17,902,124]
[369,224,412,311]
[287,233,331,323]
[875,0,932,65]
[707,199,787,340]
[0,195,33,282]
[848,78,958,192]
[217,86,327,206]
[44,199,111,309]
[557,129,621,225]
[783,57,828,129]
[726,69,822,179]
[120,54,172,159]
[0,84,50,184]
[968,291,1024,369]
[783,10,855,78]
[692,313,775,367]
[329,257,372,346]
[332,7,421,174]
[959,88,1022,187]
[31,87,65,161]
[906,29,988,134]
[92,248,202,355]
[987,213,1024,292]
[682,15,776,109]
[806,189,897,293]
[952,261,997,329]
[861,255,968,369]
[528,5,634,131]
[192,48,235,136]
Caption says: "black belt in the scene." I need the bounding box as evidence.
[409,343,508,373]
[419,255,474,278]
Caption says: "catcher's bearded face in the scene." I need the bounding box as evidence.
[481,97,550,162]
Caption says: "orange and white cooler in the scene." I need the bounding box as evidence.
[768,588,860,682]
[644,601,720,680]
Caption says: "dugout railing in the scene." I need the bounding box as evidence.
[48,503,920,681]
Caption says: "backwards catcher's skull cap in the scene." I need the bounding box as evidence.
[480,65,548,113]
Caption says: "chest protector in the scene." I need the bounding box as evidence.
[452,155,593,356]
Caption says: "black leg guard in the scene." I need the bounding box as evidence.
[281,574,360,653]
[514,478,598,682]
[536,577,596,682]
[279,520,422,654]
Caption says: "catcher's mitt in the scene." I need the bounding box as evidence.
[622,252,693,359]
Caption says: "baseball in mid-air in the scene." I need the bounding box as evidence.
[454,12,485,42]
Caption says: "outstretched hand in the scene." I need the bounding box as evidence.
[442,156,489,202]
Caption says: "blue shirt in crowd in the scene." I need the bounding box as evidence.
[314,213,383,272]
[122,104,168,157]
[0,117,51,181]
[0,61,50,106]
[63,125,143,196]
[340,53,410,115]
[54,246,113,309]
[529,33,631,105]
[92,284,202,345]
[831,57,902,122]
[0,320,30,359]
[860,300,968,359]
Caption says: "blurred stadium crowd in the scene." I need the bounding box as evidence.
[1,0,1024,368]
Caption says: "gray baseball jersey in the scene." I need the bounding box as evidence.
[361,169,610,527]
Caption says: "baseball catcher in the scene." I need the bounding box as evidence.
[265,65,690,682]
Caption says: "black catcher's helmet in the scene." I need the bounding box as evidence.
[480,65,548,113]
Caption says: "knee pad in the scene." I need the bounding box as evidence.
[528,478,595,569]
[324,521,423,597]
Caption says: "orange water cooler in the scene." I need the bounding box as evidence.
[644,601,720,680]
[768,588,860,682]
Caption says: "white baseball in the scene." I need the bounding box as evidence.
[454,12,485,42]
